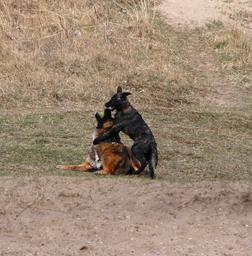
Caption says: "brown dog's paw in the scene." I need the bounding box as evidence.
[56,165,66,170]
[94,170,102,175]
[94,170,109,175]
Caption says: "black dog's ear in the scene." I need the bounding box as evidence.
[117,86,122,93]
[121,92,131,99]
[104,108,112,119]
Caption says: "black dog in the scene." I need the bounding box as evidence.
[93,86,158,179]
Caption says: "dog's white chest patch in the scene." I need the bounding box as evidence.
[94,160,102,169]
[92,131,97,142]
[90,150,102,169]
[93,149,102,169]
[91,131,102,168]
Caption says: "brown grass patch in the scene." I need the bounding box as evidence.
[0,0,191,110]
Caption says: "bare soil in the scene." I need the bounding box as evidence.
[159,0,252,31]
[0,177,252,256]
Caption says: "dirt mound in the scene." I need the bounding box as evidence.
[1,177,251,255]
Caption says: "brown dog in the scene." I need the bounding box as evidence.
[57,109,140,175]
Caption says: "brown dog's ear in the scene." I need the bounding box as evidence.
[121,92,131,99]
[104,108,112,119]
[95,112,103,125]
[117,86,122,93]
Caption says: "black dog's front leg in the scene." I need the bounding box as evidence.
[93,124,123,145]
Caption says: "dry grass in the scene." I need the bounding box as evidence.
[0,107,251,181]
[229,9,252,29]
[114,0,156,34]
[0,1,251,181]
[0,0,187,110]
[201,22,252,99]
[205,24,251,73]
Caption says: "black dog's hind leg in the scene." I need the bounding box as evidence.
[132,142,156,179]
[131,144,150,178]
[140,150,156,179]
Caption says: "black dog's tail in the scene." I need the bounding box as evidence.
[148,142,158,179]
[152,142,158,168]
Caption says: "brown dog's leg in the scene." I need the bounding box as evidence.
[56,161,92,172]
[130,156,141,172]
[95,167,112,175]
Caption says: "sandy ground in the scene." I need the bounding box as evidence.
[159,0,252,30]
[0,177,252,256]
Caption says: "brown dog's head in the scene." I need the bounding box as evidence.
[95,108,113,129]
[105,86,131,111]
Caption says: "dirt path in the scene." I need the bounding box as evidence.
[0,177,252,256]
[159,0,252,31]
[159,0,252,108]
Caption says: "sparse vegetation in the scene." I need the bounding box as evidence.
[205,24,251,73]
[0,0,184,110]
[0,0,251,181]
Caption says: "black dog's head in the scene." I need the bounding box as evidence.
[105,86,131,111]
[95,109,113,129]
